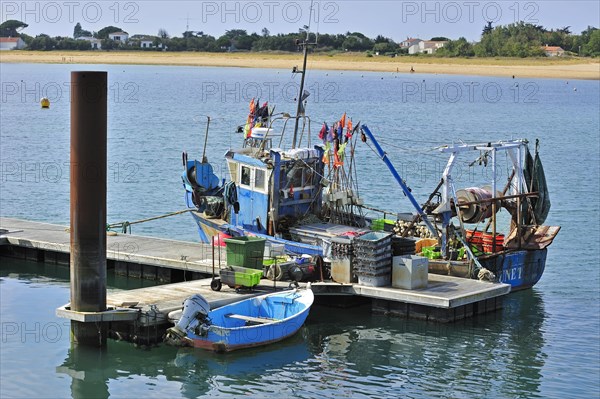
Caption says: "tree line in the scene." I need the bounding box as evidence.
[437,22,600,57]
[1,19,598,57]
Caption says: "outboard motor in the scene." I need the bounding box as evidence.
[164,294,210,346]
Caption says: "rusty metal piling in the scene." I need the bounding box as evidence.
[69,71,108,346]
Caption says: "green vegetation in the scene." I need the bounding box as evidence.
[438,23,599,57]
[1,19,598,57]
[73,22,92,38]
[0,19,28,37]
[26,34,91,50]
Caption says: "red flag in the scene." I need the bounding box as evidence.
[339,112,346,129]
[318,123,327,140]
[346,119,353,139]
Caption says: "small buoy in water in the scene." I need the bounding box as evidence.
[40,97,50,109]
[573,87,577,91]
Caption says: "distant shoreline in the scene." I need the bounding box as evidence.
[1,51,599,80]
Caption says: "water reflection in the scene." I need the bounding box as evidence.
[56,346,111,399]
[172,333,311,398]
[0,256,161,290]
[303,291,547,397]
[56,293,546,398]
[57,332,312,399]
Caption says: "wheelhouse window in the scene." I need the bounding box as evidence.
[255,169,265,190]
[241,165,251,187]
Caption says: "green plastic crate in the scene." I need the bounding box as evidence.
[263,256,288,266]
[422,246,441,259]
[371,218,395,232]
[220,266,262,288]
[224,236,266,269]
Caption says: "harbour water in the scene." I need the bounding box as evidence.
[1,63,599,398]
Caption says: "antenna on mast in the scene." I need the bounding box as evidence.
[180,14,197,32]
[291,0,317,149]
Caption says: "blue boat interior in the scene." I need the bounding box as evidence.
[208,292,306,328]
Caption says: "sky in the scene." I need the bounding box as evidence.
[2,1,599,42]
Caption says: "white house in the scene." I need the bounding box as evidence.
[76,36,102,49]
[0,37,26,50]
[400,38,422,50]
[409,40,447,54]
[108,31,129,42]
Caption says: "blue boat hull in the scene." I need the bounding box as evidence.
[190,210,323,256]
[184,289,314,352]
[479,248,547,291]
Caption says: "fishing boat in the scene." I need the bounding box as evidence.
[165,287,314,352]
[180,26,559,291]
[181,29,371,257]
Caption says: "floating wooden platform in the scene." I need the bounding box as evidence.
[1,217,511,343]
[1,217,226,280]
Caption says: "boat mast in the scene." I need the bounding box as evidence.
[201,116,210,163]
[291,44,309,149]
[291,1,315,149]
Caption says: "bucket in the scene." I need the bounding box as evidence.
[482,233,504,253]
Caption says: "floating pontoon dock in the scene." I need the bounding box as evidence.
[1,217,510,343]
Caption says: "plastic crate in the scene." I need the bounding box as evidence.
[371,219,395,232]
[354,255,392,269]
[220,266,262,288]
[391,236,416,256]
[355,266,391,276]
[224,236,266,269]
[354,232,393,250]
[358,273,391,287]
[331,236,353,258]
[262,256,288,266]
[422,246,441,259]
[264,242,286,258]
[354,242,391,256]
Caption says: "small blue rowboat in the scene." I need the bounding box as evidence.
[165,287,314,352]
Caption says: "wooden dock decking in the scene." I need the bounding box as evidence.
[1,217,511,334]
[0,217,226,276]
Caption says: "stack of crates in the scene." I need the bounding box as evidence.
[353,231,393,287]
[331,236,355,283]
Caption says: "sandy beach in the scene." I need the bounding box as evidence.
[1,51,598,80]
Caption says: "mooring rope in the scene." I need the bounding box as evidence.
[107,209,192,234]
